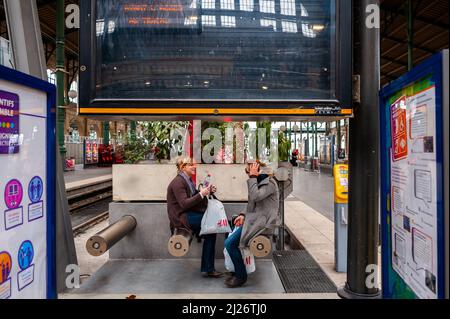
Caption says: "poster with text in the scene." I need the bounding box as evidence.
[0,78,49,299]
[389,80,439,299]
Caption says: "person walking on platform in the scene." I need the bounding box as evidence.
[167,156,223,278]
[224,161,280,288]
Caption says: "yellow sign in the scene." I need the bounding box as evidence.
[334,164,348,204]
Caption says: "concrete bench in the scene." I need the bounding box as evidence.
[108,202,260,260]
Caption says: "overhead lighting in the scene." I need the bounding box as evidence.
[262,86,269,90]
[312,24,325,32]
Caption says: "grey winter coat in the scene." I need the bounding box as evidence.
[239,176,280,249]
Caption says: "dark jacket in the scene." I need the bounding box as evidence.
[166,174,208,234]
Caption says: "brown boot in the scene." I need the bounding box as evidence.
[203,271,224,278]
[225,277,247,288]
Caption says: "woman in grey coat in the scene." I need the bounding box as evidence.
[224,161,280,288]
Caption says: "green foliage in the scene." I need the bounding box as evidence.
[122,121,188,164]
[122,121,293,164]
[123,136,148,164]
[278,130,292,162]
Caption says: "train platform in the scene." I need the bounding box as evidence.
[290,167,334,222]
[64,165,112,191]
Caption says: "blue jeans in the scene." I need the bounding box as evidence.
[187,212,217,273]
[224,227,247,281]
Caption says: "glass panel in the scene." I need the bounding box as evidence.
[0,5,14,69]
[221,0,235,10]
[280,0,296,16]
[94,0,336,101]
[260,0,275,14]
[240,0,254,12]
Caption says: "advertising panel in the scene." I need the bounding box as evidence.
[380,52,446,299]
[0,65,56,299]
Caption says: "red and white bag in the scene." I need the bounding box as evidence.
[224,247,256,274]
[223,227,256,275]
[200,197,232,235]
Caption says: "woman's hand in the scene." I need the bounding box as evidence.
[249,163,260,177]
[200,185,211,197]
[234,215,245,227]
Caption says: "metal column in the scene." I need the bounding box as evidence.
[56,0,66,160]
[314,122,318,158]
[103,122,110,145]
[306,122,309,157]
[130,121,137,141]
[406,0,414,71]
[337,120,341,159]
[338,0,381,299]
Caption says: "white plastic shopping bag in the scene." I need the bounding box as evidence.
[224,248,235,272]
[223,227,256,275]
[200,197,232,235]
[223,248,256,274]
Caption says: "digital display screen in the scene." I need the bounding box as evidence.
[108,1,199,29]
[93,0,336,101]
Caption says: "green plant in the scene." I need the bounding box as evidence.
[143,121,188,162]
[278,130,292,162]
[123,136,148,164]
[122,121,188,163]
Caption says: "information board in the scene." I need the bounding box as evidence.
[0,65,56,299]
[79,0,353,118]
[380,52,447,299]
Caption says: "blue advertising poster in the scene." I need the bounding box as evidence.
[0,65,56,299]
[0,90,20,154]
[380,52,446,299]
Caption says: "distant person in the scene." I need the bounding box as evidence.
[166,157,223,278]
[224,161,280,288]
[290,149,299,167]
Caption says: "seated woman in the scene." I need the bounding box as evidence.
[224,161,280,288]
[166,156,223,278]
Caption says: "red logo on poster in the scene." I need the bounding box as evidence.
[390,96,408,162]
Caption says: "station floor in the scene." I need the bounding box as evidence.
[290,167,334,222]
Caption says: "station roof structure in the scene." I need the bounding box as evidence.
[380,0,449,86]
[1,0,449,88]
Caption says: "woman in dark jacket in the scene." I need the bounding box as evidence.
[166,157,223,278]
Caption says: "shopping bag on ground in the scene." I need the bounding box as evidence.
[223,248,256,274]
[200,197,232,235]
[241,248,256,274]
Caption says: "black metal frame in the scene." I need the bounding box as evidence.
[79,0,353,118]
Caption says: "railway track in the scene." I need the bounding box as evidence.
[67,179,112,213]
[72,211,109,236]
[67,178,112,235]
